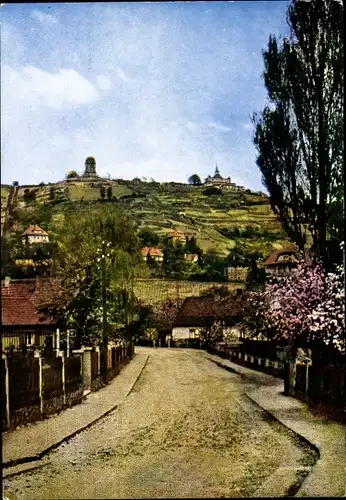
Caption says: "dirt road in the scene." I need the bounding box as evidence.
[4,348,313,499]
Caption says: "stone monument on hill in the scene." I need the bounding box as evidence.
[82,156,99,179]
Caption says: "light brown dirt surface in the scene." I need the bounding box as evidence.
[4,348,312,499]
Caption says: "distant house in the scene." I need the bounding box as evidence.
[167,230,186,244]
[21,225,49,245]
[263,245,300,277]
[184,253,198,263]
[1,277,61,352]
[141,247,164,262]
[171,292,246,345]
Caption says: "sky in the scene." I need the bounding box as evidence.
[1,1,291,190]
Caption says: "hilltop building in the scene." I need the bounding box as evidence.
[64,157,104,183]
[82,156,99,179]
[204,165,235,189]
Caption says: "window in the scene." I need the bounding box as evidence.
[189,329,196,338]
[24,333,34,346]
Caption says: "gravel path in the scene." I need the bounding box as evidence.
[4,348,312,499]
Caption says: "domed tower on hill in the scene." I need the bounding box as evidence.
[83,156,99,178]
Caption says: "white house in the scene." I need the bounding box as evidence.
[170,293,246,345]
[21,225,49,245]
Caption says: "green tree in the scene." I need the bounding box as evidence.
[37,205,141,347]
[252,0,344,268]
[188,173,202,185]
[49,186,55,201]
[139,228,160,247]
[162,239,186,278]
[203,186,222,196]
[185,235,200,254]
[100,186,106,200]
[106,185,112,200]
[66,170,78,179]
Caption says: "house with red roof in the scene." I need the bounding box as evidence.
[21,225,49,245]
[167,230,186,244]
[141,247,164,262]
[263,245,300,277]
[1,277,61,352]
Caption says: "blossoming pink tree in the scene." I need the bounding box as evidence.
[264,262,326,346]
[243,262,345,352]
[307,265,345,355]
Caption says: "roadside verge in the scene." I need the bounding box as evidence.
[205,352,346,498]
[3,352,149,474]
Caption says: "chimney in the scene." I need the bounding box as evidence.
[4,276,11,288]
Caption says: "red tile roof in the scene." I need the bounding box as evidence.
[21,225,49,237]
[1,297,56,326]
[141,247,164,257]
[263,245,299,266]
[1,278,61,327]
[168,230,185,239]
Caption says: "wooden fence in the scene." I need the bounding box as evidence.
[213,343,345,411]
[210,344,285,378]
[2,341,135,430]
[295,354,345,410]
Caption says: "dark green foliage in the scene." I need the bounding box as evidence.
[100,186,106,200]
[139,228,160,247]
[162,239,186,279]
[23,189,36,206]
[185,235,200,254]
[106,186,112,200]
[66,170,78,179]
[252,0,344,267]
[49,186,55,201]
[203,186,223,196]
[245,259,266,291]
[188,174,202,185]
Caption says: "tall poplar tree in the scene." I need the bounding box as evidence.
[252,0,344,267]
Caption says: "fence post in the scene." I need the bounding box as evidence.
[72,348,84,393]
[37,353,43,415]
[2,353,10,428]
[82,347,92,396]
[61,353,66,405]
[95,346,101,376]
[55,328,60,357]
[305,363,309,400]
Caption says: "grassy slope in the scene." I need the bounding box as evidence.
[8,178,291,264]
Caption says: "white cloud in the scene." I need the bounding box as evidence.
[3,65,99,111]
[96,74,113,91]
[31,9,58,26]
[243,123,252,130]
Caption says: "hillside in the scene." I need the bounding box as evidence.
[2,178,291,263]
